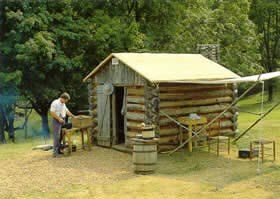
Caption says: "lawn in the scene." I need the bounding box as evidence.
[1,90,280,199]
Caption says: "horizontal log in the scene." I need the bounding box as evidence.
[92,118,98,124]
[159,127,179,136]
[158,135,179,144]
[88,95,97,100]
[160,104,230,116]
[127,103,145,111]
[160,89,233,100]
[126,112,144,121]
[158,128,233,145]
[127,96,145,104]
[127,88,144,95]
[89,109,97,117]
[159,119,233,135]
[208,128,233,136]
[201,112,233,120]
[188,120,233,130]
[127,121,142,129]
[89,103,97,110]
[159,112,234,126]
[127,131,139,138]
[160,96,232,108]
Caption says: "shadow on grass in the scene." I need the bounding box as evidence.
[156,149,279,189]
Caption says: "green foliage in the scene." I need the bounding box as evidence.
[0,0,270,134]
[250,0,280,71]
[250,0,280,101]
[0,71,21,105]
[173,0,262,76]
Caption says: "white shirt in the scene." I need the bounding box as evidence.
[50,98,69,118]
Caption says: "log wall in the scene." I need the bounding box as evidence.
[87,78,98,143]
[87,81,237,152]
[158,83,236,151]
[126,86,145,146]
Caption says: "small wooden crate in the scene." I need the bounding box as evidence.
[72,115,93,128]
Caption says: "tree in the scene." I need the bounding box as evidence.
[250,0,280,101]
[173,0,262,77]
[0,0,144,136]
[0,71,21,143]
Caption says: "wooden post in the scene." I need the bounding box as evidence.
[112,92,117,145]
[86,127,92,151]
[188,125,192,152]
[67,131,72,155]
[81,129,85,149]
[179,126,183,145]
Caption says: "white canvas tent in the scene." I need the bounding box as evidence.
[170,71,280,84]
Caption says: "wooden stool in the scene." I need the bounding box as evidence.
[208,136,230,156]
[207,120,230,156]
[250,139,276,161]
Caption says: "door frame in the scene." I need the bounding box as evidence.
[112,86,127,146]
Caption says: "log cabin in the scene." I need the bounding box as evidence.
[83,52,240,152]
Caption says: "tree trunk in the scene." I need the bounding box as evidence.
[7,111,15,142]
[28,99,51,138]
[268,80,273,102]
[41,111,50,138]
[0,106,6,144]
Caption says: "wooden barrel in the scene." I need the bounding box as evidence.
[133,142,157,174]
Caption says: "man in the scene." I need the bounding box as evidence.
[50,92,75,157]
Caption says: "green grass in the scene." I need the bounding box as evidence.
[236,89,280,149]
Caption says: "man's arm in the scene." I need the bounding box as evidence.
[66,110,75,118]
[50,111,64,123]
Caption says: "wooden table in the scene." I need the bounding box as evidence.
[178,116,207,152]
[62,126,92,155]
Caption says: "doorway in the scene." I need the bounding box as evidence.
[114,87,125,144]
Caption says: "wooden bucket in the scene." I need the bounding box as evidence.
[133,142,157,174]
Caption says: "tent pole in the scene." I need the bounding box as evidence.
[257,81,265,173]
[233,101,280,142]
[168,81,259,155]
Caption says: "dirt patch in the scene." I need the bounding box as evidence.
[1,143,280,199]
[0,147,136,198]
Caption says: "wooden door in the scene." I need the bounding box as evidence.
[96,85,111,147]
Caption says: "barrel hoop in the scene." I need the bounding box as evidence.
[133,163,156,165]
[133,150,157,153]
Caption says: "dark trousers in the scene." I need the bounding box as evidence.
[52,119,72,155]
[52,119,62,155]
